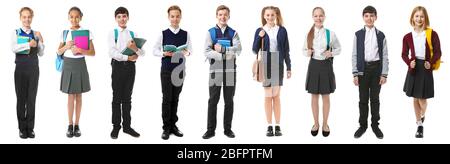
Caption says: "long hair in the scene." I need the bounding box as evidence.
[307,7,325,50]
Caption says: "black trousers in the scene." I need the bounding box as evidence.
[15,64,39,131]
[207,72,236,132]
[111,60,136,129]
[161,70,183,131]
[358,61,381,128]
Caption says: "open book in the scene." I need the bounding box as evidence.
[121,38,147,56]
[163,44,188,52]
[17,36,30,54]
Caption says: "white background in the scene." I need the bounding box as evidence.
[0,0,448,144]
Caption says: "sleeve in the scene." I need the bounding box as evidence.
[331,32,341,57]
[302,34,309,57]
[401,34,412,66]
[108,30,128,61]
[11,30,31,53]
[252,28,263,54]
[152,32,164,57]
[381,36,389,77]
[204,31,222,61]
[284,29,291,71]
[352,34,358,76]
[430,31,441,65]
[224,32,242,59]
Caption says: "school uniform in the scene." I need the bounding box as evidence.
[11,27,45,133]
[59,27,92,94]
[204,25,242,133]
[108,27,145,130]
[153,26,192,131]
[402,30,441,99]
[252,25,291,87]
[352,26,389,128]
[303,27,341,94]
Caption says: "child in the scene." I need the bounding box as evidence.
[153,5,192,140]
[352,6,389,139]
[402,6,441,138]
[302,7,341,137]
[56,6,95,138]
[11,7,44,139]
[109,7,144,139]
[252,6,291,137]
[202,5,242,139]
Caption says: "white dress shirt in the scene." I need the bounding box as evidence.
[11,27,45,56]
[59,27,94,59]
[364,26,379,62]
[302,27,341,60]
[108,27,145,61]
[263,25,279,52]
[153,26,193,57]
[412,30,426,60]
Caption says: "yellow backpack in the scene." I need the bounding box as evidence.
[425,28,441,70]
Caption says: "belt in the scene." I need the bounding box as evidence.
[111,59,135,65]
[365,60,380,65]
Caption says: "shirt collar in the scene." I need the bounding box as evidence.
[365,26,376,33]
[117,26,127,32]
[169,26,180,34]
[412,30,425,38]
[21,27,32,34]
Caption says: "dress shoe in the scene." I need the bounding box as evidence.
[74,125,81,137]
[274,126,282,136]
[354,127,367,139]
[202,131,215,139]
[266,126,274,137]
[27,130,35,139]
[311,125,319,137]
[111,127,121,139]
[19,131,27,139]
[372,126,384,139]
[415,126,424,138]
[124,128,140,138]
[161,130,170,140]
[171,126,183,137]
[66,125,74,138]
[224,130,235,138]
[322,125,330,137]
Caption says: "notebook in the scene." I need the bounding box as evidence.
[71,30,90,50]
[121,38,147,56]
[17,36,30,54]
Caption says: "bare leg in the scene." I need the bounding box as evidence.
[413,98,421,122]
[311,94,320,130]
[264,87,274,124]
[75,94,82,125]
[68,94,75,125]
[418,99,427,119]
[273,87,281,124]
[322,94,330,131]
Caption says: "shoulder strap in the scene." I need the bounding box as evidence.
[129,30,135,39]
[63,30,69,43]
[16,29,21,36]
[114,29,118,43]
[425,28,433,52]
[208,28,217,44]
[325,28,330,50]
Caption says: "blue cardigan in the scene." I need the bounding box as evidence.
[252,26,291,71]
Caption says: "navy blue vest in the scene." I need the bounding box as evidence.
[161,29,187,71]
[16,29,39,66]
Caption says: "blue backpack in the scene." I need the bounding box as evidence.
[55,30,69,72]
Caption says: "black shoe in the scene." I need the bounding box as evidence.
[110,127,121,139]
[27,130,35,139]
[415,126,424,138]
[322,125,330,137]
[66,125,74,138]
[74,125,81,137]
[124,128,140,138]
[161,130,170,140]
[266,126,274,137]
[19,131,27,139]
[372,126,384,139]
[202,131,215,139]
[274,126,282,136]
[354,127,367,139]
[311,125,319,137]
[224,130,235,138]
[171,127,183,137]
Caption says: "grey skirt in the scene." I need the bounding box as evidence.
[60,57,91,94]
[305,58,335,94]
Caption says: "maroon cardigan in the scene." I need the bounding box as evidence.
[401,30,442,73]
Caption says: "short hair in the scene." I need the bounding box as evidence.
[167,5,182,15]
[115,7,129,17]
[362,5,377,16]
[68,6,83,17]
[410,6,430,27]
[216,5,230,16]
[19,7,34,17]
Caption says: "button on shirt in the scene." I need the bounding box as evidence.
[108,27,145,61]
[412,30,426,60]
[364,26,379,62]
[263,25,279,52]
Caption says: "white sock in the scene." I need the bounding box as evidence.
[275,124,280,127]
[417,121,423,126]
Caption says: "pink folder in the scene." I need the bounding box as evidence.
[74,36,89,50]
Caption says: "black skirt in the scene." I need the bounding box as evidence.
[403,59,434,99]
[305,58,335,94]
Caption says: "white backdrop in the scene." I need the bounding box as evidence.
[0,0,448,144]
